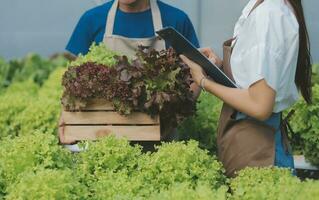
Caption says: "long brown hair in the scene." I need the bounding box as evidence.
[287,0,312,103]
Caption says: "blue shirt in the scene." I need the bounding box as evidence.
[66,0,200,55]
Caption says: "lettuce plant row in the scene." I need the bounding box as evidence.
[0,51,319,199]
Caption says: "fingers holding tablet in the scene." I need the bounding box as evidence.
[199,47,222,68]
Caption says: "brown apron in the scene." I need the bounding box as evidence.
[216,0,279,177]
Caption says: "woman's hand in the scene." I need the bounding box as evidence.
[180,55,206,85]
[200,47,223,68]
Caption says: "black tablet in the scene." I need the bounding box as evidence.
[156,27,238,88]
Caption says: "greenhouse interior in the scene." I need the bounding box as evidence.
[0,0,318,199]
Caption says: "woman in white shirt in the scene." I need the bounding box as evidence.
[180,0,312,177]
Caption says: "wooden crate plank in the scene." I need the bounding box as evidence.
[62,111,159,125]
[82,99,114,111]
[63,125,161,141]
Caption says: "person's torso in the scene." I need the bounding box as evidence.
[86,0,193,46]
[230,0,300,112]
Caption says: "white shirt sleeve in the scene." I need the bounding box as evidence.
[232,4,299,92]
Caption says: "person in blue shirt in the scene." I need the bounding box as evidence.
[66,0,199,56]
[60,0,200,147]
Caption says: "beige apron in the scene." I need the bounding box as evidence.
[103,0,174,143]
[217,0,278,178]
[103,0,166,57]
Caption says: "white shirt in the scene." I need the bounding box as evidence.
[231,0,300,113]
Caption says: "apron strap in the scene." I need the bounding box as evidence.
[105,0,163,37]
[105,0,118,37]
[150,0,163,32]
[248,0,264,16]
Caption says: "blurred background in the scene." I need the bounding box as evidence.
[0,0,318,62]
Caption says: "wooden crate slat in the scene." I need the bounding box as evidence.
[64,125,161,141]
[82,99,114,111]
[62,99,161,142]
[62,111,159,125]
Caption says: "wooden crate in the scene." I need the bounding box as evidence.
[62,99,161,141]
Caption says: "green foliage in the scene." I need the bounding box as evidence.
[0,54,68,91]
[91,174,228,200]
[284,64,319,164]
[135,140,226,192]
[75,136,143,186]
[312,63,319,85]
[0,168,5,200]
[2,78,39,95]
[38,67,65,99]
[149,183,229,200]
[76,137,150,199]
[0,68,64,140]
[293,180,319,199]
[89,171,145,200]
[75,137,226,199]
[13,54,56,85]
[0,57,9,92]
[0,132,73,196]
[69,43,117,67]
[178,92,223,153]
[0,59,23,90]
[14,98,61,136]
[230,167,319,200]
[230,168,296,200]
[13,68,65,136]
[6,169,86,200]
[288,84,319,166]
[0,81,39,139]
